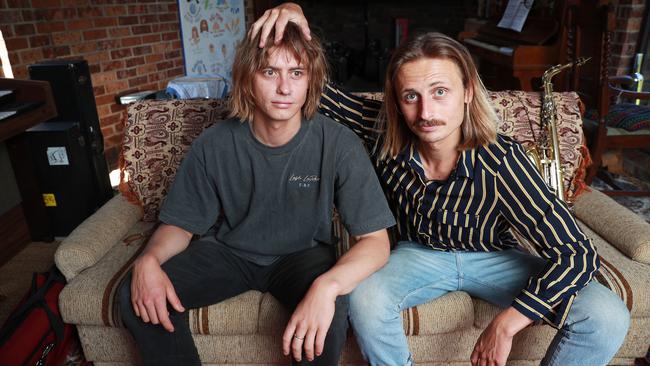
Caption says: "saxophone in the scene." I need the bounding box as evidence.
[526,57,589,202]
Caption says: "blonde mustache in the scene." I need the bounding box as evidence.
[416,119,446,127]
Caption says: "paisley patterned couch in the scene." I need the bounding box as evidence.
[55,91,650,365]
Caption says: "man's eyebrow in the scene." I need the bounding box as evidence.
[400,81,445,93]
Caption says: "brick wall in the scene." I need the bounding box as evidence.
[0,0,184,168]
[610,0,646,76]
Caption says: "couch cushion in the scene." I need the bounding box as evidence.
[121,91,588,222]
[119,99,230,221]
[488,91,587,202]
[60,219,475,335]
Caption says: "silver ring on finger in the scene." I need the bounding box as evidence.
[293,334,305,341]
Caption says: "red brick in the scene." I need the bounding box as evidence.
[70,42,97,54]
[145,53,163,63]
[118,16,138,26]
[89,63,100,74]
[128,75,148,88]
[64,0,89,5]
[159,13,178,22]
[96,39,120,51]
[0,10,22,23]
[94,85,106,97]
[77,7,103,18]
[165,50,181,59]
[110,103,125,114]
[0,24,14,38]
[13,23,35,35]
[127,4,147,14]
[141,34,161,44]
[84,29,108,41]
[6,37,29,50]
[21,10,34,21]
[131,25,151,35]
[84,51,110,65]
[167,3,178,12]
[139,14,159,24]
[18,48,43,64]
[109,27,131,38]
[7,0,31,7]
[156,60,173,70]
[104,5,127,17]
[111,48,132,59]
[42,45,70,58]
[148,71,166,83]
[34,8,76,21]
[166,67,183,78]
[121,36,142,47]
[66,19,93,31]
[162,31,178,41]
[92,71,116,84]
[104,114,122,129]
[133,45,152,56]
[94,18,118,28]
[102,60,125,72]
[52,31,82,45]
[100,125,115,137]
[95,94,116,106]
[116,68,137,79]
[97,104,110,116]
[146,4,167,13]
[29,35,52,48]
[136,63,156,74]
[31,0,61,6]
[173,58,183,67]
[125,56,145,68]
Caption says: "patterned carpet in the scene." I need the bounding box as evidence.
[590,173,650,224]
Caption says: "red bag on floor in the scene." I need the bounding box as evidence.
[0,266,86,366]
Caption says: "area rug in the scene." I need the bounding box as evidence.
[590,173,650,223]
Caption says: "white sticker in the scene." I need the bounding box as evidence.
[47,147,69,166]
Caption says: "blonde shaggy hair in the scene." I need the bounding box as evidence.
[229,23,328,123]
[378,32,497,159]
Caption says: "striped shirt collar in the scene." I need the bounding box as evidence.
[393,142,476,181]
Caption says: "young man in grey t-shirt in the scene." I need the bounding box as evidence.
[118,23,395,365]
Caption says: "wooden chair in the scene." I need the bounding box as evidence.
[571,0,650,196]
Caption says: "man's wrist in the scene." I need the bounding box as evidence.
[495,307,534,337]
[311,276,341,299]
[136,252,161,268]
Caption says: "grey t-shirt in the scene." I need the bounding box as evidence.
[159,113,395,265]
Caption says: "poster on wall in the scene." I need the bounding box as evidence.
[178,0,245,85]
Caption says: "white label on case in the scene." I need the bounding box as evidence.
[47,147,69,166]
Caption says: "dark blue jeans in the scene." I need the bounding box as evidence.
[119,241,349,366]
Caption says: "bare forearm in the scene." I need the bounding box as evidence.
[315,230,390,296]
[139,223,193,265]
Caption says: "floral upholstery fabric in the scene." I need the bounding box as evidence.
[120,91,588,222]
[119,99,230,221]
[488,90,587,202]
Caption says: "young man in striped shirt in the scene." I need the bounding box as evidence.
[252,4,630,366]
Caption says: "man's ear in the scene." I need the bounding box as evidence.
[464,84,474,104]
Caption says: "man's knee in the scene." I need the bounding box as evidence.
[570,283,630,341]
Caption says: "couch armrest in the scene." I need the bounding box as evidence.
[55,193,143,281]
[573,189,650,264]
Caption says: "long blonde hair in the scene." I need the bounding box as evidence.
[378,32,497,160]
[229,23,328,122]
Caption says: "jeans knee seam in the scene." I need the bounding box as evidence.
[396,277,454,310]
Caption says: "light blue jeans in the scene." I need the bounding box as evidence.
[349,242,630,366]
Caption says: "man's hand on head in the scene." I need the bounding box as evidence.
[470,306,533,366]
[281,277,340,362]
[130,253,185,332]
[248,2,311,48]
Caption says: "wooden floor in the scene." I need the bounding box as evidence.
[0,241,59,325]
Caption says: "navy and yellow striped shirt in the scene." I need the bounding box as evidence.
[319,84,599,328]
